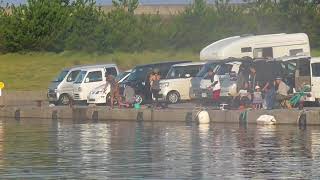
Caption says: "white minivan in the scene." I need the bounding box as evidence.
[159,62,205,104]
[48,64,115,105]
[72,64,119,103]
[87,69,131,105]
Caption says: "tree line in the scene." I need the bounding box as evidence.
[0,0,319,53]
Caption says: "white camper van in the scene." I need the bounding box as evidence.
[200,33,310,61]
[48,64,117,105]
[73,65,119,103]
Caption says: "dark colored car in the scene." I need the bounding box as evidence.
[120,61,191,104]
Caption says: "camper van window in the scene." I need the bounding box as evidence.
[66,70,80,82]
[312,63,320,77]
[290,49,303,56]
[299,60,311,76]
[241,47,252,53]
[106,67,117,77]
[254,47,273,58]
[86,71,103,83]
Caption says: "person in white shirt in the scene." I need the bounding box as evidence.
[207,68,221,106]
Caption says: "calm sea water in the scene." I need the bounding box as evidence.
[2,0,243,5]
[0,119,319,179]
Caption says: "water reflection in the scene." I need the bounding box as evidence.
[0,119,320,179]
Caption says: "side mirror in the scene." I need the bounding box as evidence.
[85,78,89,83]
[185,74,191,78]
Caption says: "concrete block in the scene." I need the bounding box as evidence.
[151,109,191,122]
[306,110,320,125]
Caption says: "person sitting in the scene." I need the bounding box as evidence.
[122,83,136,108]
[252,85,263,109]
[275,76,291,108]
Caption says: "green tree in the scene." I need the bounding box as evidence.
[1,0,71,52]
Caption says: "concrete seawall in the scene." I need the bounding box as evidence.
[0,106,319,126]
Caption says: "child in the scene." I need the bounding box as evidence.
[252,85,263,109]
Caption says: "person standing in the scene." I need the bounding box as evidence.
[105,73,121,109]
[149,69,161,107]
[207,68,221,107]
[275,77,290,108]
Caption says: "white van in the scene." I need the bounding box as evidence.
[193,61,242,100]
[72,65,119,102]
[200,33,310,60]
[48,64,116,105]
[87,69,131,105]
[281,56,320,104]
[159,62,205,103]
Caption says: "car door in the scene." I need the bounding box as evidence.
[83,70,104,98]
[60,70,80,96]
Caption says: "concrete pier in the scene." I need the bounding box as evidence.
[0,106,319,126]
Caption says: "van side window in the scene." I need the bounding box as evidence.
[298,60,310,76]
[217,64,232,75]
[254,47,273,58]
[106,67,118,77]
[66,70,80,82]
[290,49,303,56]
[86,71,102,83]
[312,63,320,77]
[241,47,252,53]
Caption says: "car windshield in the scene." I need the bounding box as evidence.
[127,66,152,81]
[53,70,69,82]
[196,63,218,77]
[116,71,130,82]
[166,65,203,79]
[74,71,87,84]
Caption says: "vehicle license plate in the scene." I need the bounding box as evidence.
[202,93,207,98]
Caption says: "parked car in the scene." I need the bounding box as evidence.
[87,69,131,105]
[120,61,191,104]
[159,62,205,104]
[73,64,119,103]
[200,33,310,60]
[47,64,116,105]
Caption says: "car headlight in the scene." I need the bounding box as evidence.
[160,82,169,88]
[54,89,58,93]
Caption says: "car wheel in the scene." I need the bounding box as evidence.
[106,93,111,106]
[135,94,144,104]
[167,91,180,104]
[58,94,71,105]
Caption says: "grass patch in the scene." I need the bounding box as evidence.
[312,49,320,57]
[0,50,198,90]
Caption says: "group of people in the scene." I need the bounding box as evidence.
[104,69,162,109]
[205,64,291,110]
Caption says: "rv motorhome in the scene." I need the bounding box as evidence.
[200,33,310,61]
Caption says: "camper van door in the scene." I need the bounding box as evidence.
[311,58,320,100]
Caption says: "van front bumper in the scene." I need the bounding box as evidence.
[47,92,58,102]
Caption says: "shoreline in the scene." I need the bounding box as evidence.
[0,106,314,126]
